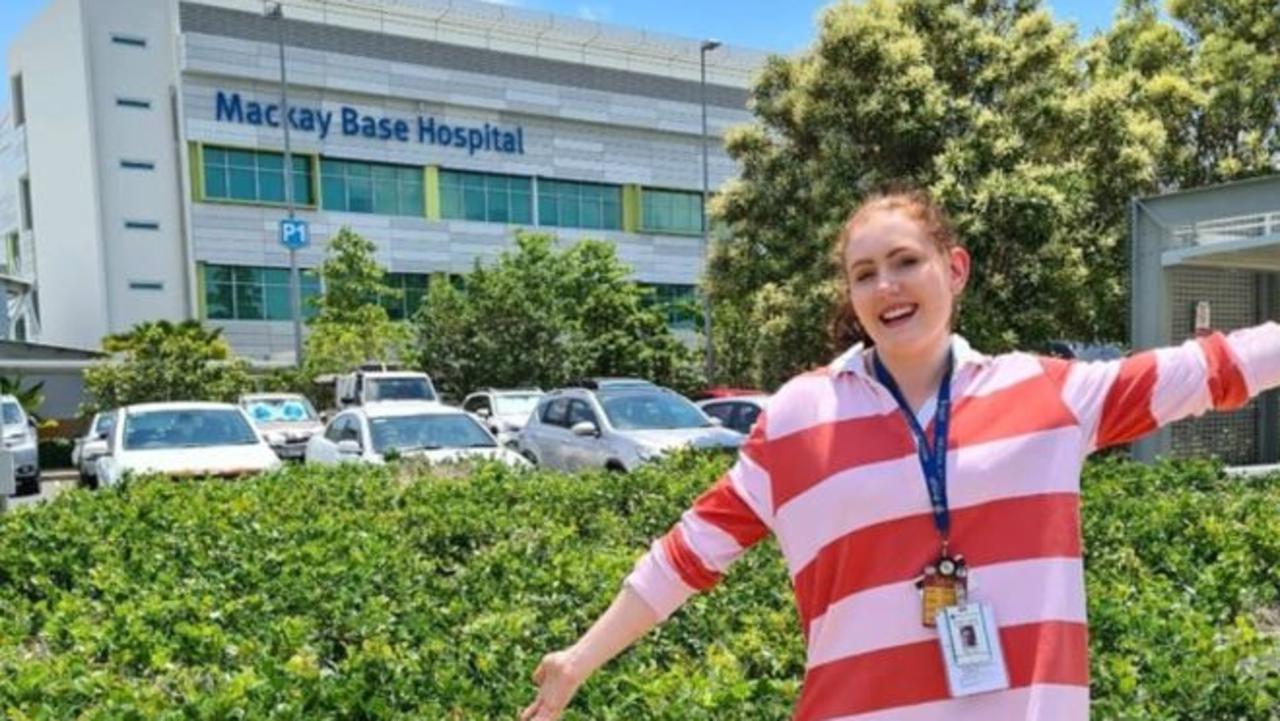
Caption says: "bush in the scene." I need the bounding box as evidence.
[36,438,73,470]
[0,455,1276,719]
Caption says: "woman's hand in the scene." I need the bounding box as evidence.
[520,649,587,721]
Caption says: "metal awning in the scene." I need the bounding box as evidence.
[1162,210,1280,271]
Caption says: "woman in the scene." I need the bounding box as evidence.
[522,189,1280,721]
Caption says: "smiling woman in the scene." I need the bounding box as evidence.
[523,185,1280,721]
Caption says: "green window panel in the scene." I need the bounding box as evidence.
[538,178,622,231]
[380,272,431,321]
[202,264,321,321]
[320,158,424,216]
[641,188,704,235]
[201,146,313,205]
[641,283,699,330]
[439,169,533,224]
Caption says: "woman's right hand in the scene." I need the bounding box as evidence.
[520,649,587,721]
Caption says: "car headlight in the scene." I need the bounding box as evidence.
[636,446,667,462]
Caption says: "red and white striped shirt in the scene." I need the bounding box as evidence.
[625,325,1280,721]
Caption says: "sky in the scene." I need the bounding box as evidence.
[0,0,1122,109]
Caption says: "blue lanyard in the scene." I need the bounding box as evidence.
[872,350,954,542]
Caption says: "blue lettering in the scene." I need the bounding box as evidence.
[452,125,467,148]
[418,116,437,144]
[377,117,395,140]
[501,131,516,153]
[437,124,452,146]
[215,91,243,123]
[341,107,360,136]
[264,105,279,127]
[245,101,265,125]
[360,115,377,138]
[467,128,483,155]
[394,119,409,142]
[317,110,332,140]
[517,127,524,155]
[292,107,314,133]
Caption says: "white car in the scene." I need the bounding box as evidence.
[71,410,116,488]
[697,395,768,435]
[92,402,282,487]
[461,388,544,447]
[517,382,744,472]
[240,393,324,460]
[1,394,40,496]
[306,401,530,468]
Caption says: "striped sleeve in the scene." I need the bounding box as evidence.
[1057,322,1280,452]
[623,415,774,621]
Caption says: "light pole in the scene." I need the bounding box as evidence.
[699,39,721,383]
[268,2,304,367]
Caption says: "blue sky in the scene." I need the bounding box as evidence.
[0,0,1121,108]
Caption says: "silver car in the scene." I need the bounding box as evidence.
[517,383,743,472]
[697,395,768,435]
[239,393,325,461]
[1,394,39,496]
[72,410,116,488]
[461,388,544,447]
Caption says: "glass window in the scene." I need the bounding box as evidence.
[203,264,321,322]
[200,145,313,205]
[439,170,533,224]
[598,391,711,431]
[541,399,570,428]
[380,273,430,321]
[538,179,621,231]
[642,188,704,235]
[641,283,699,330]
[367,413,496,454]
[123,408,259,450]
[242,396,318,424]
[319,158,422,216]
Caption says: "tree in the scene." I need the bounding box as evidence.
[707,0,1169,388]
[82,320,252,412]
[414,232,702,399]
[303,227,412,377]
[0,376,45,417]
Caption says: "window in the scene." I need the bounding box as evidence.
[10,75,24,126]
[203,264,321,321]
[19,177,32,230]
[124,220,160,230]
[111,34,147,48]
[541,399,570,428]
[464,395,492,415]
[116,98,151,109]
[320,158,423,216]
[201,146,313,205]
[567,400,597,428]
[642,283,699,329]
[129,281,164,290]
[642,188,703,235]
[538,179,621,230]
[3,232,18,274]
[439,169,532,224]
[380,273,429,321]
[120,159,155,170]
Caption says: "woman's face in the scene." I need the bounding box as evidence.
[843,210,970,361]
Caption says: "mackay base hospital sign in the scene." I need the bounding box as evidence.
[214,90,526,156]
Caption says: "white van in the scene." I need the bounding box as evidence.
[334,364,438,409]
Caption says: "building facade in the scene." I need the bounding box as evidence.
[1131,175,1280,465]
[2,0,764,360]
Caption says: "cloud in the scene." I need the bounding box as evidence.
[576,3,610,21]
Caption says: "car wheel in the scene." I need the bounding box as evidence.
[605,460,628,473]
[79,472,99,490]
[15,475,40,497]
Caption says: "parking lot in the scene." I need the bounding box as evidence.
[5,470,76,509]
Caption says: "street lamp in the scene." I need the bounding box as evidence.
[267,2,304,367]
[699,38,721,383]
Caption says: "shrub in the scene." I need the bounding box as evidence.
[0,455,1275,719]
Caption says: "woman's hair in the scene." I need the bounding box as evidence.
[829,186,962,349]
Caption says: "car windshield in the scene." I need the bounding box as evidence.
[123,409,260,450]
[599,391,712,431]
[368,414,497,453]
[368,378,436,402]
[244,397,317,424]
[494,394,542,417]
[1,402,23,426]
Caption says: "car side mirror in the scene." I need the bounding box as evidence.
[571,421,599,437]
[476,408,491,418]
[337,439,362,455]
[27,416,37,428]
[708,416,724,427]
[83,439,109,459]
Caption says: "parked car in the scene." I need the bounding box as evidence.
[1,394,40,496]
[697,395,768,435]
[240,393,324,460]
[92,402,282,487]
[71,410,116,488]
[306,401,529,467]
[335,364,438,408]
[461,387,544,447]
[517,383,743,472]
[1042,340,1125,362]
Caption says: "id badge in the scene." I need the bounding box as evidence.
[935,602,1010,697]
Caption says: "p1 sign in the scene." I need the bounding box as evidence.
[279,218,310,250]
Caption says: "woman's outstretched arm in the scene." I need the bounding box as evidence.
[520,586,659,721]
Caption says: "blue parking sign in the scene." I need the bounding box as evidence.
[279,219,310,250]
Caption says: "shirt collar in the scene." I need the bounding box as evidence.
[828,334,989,379]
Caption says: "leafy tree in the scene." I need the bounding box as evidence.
[414,232,702,399]
[706,0,1169,388]
[0,376,45,417]
[303,227,412,378]
[82,320,252,412]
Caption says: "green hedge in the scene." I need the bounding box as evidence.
[37,438,74,470]
[0,455,1276,719]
